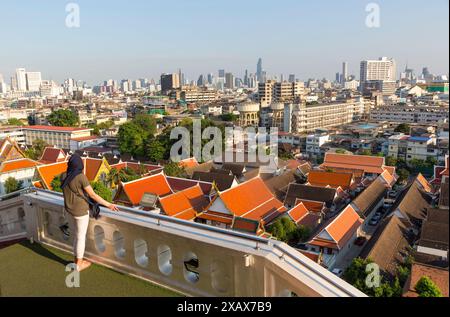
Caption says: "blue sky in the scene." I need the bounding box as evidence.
[0,0,448,84]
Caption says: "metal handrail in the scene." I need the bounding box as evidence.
[273,244,365,297]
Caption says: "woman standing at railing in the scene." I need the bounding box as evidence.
[61,154,119,272]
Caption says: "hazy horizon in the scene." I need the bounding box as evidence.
[0,0,449,85]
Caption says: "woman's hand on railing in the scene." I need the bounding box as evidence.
[108,203,119,212]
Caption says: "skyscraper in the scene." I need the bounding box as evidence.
[342,62,348,83]
[360,57,397,95]
[218,69,225,78]
[161,73,180,93]
[225,73,234,89]
[15,68,27,91]
[26,72,42,91]
[288,74,296,83]
[257,58,263,82]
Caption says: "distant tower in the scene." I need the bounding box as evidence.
[257,58,263,82]
[342,62,348,83]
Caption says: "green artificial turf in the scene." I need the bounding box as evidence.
[0,241,181,297]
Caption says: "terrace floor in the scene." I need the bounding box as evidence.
[0,240,181,297]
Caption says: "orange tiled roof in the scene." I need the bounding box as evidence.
[83,157,106,181]
[308,170,353,189]
[197,211,234,225]
[120,173,173,206]
[39,147,67,164]
[159,185,208,221]
[0,158,40,173]
[179,157,199,169]
[322,153,385,174]
[383,166,397,177]
[309,205,362,250]
[295,199,325,213]
[217,177,287,220]
[416,173,433,193]
[36,161,68,190]
[380,169,396,188]
[288,202,309,224]
[110,162,163,174]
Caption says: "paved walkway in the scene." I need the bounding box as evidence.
[0,241,181,297]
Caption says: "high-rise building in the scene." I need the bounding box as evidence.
[360,57,396,82]
[342,62,348,83]
[288,74,296,83]
[225,73,234,89]
[25,72,42,91]
[360,57,397,95]
[244,70,249,86]
[207,73,213,85]
[256,58,263,82]
[218,69,225,78]
[197,74,205,87]
[161,73,180,93]
[15,68,27,91]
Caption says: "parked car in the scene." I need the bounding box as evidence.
[369,218,380,226]
[388,191,397,198]
[332,268,344,277]
[372,212,382,221]
[354,237,367,246]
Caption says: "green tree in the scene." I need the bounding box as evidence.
[4,177,23,194]
[397,168,410,184]
[24,139,49,160]
[118,122,146,157]
[335,149,347,154]
[268,220,286,241]
[394,123,411,134]
[7,118,25,126]
[133,114,157,136]
[415,276,443,297]
[386,156,397,167]
[145,138,165,162]
[164,161,186,178]
[91,181,113,203]
[360,149,372,156]
[220,113,238,122]
[50,175,63,193]
[47,109,80,127]
[117,114,157,157]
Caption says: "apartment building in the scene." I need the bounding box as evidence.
[290,99,369,134]
[258,80,305,107]
[22,125,93,150]
[170,86,219,104]
[0,126,25,145]
[388,134,438,163]
[305,130,331,159]
[370,105,449,124]
[360,57,397,96]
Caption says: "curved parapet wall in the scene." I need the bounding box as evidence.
[237,101,260,113]
[1,189,366,297]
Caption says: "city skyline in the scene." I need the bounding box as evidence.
[0,0,449,84]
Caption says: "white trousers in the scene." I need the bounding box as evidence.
[70,213,90,260]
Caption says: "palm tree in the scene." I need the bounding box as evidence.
[107,168,120,188]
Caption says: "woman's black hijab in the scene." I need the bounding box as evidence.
[61,154,84,189]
